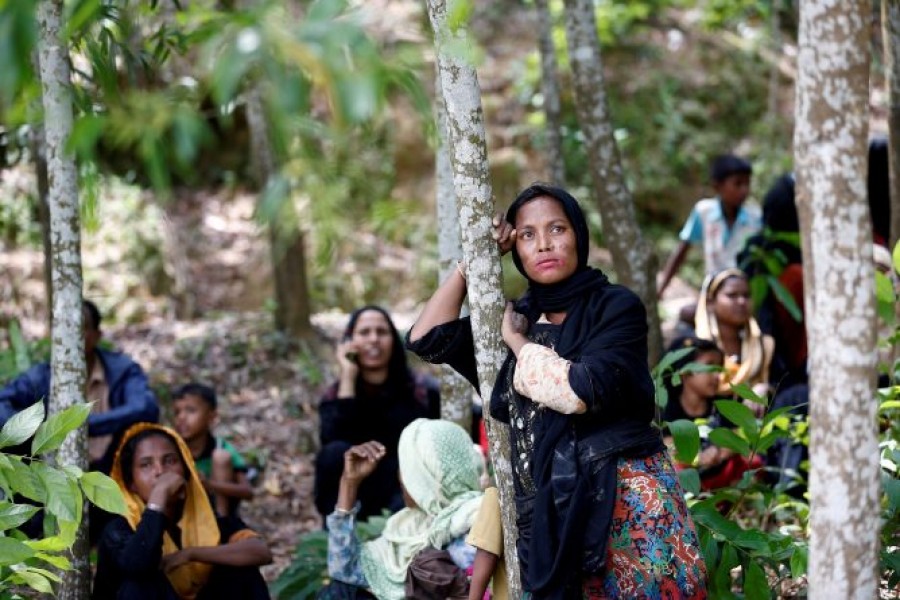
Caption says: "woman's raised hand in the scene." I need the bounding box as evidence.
[336,337,360,379]
[148,471,187,511]
[342,441,386,484]
[492,212,516,255]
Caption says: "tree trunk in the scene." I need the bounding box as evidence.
[245,90,314,338]
[161,191,198,319]
[435,73,474,431]
[794,1,880,596]
[562,0,663,363]
[883,0,900,250]
[31,124,54,329]
[535,0,566,185]
[36,0,90,596]
[424,0,522,594]
[767,0,783,118]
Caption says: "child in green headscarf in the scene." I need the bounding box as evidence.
[321,419,484,600]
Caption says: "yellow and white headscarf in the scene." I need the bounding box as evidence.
[695,268,774,391]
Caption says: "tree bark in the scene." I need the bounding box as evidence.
[36,0,90,596]
[794,1,880,596]
[561,0,663,363]
[31,124,54,329]
[435,73,475,431]
[424,0,521,594]
[245,90,314,339]
[883,0,900,250]
[535,0,566,185]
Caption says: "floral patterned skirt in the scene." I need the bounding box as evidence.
[580,451,708,599]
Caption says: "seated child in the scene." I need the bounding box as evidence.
[466,486,509,600]
[172,383,253,517]
[661,336,762,490]
[92,423,271,600]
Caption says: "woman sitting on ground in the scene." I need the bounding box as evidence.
[92,423,272,600]
[321,418,484,600]
[314,305,441,522]
[695,268,774,412]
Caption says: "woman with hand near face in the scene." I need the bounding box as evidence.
[92,423,271,600]
[408,184,706,599]
[314,306,441,523]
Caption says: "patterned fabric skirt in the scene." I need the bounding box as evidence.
[581,451,708,599]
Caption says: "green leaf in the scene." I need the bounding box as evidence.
[714,400,759,438]
[893,240,900,275]
[80,472,127,515]
[6,458,46,503]
[31,403,91,455]
[10,568,53,594]
[875,271,896,325]
[709,428,752,456]
[677,467,701,496]
[790,545,808,578]
[8,320,30,374]
[0,402,45,449]
[749,274,768,313]
[0,502,40,532]
[34,552,71,571]
[743,560,768,600]
[727,383,766,407]
[767,275,803,322]
[31,464,79,523]
[733,529,769,552]
[714,542,739,593]
[0,537,36,566]
[652,347,694,378]
[667,419,700,463]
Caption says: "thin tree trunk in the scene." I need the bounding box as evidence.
[535,0,566,185]
[794,1,880,596]
[767,0,783,117]
[424,0,522,594]
[561,0,663,363]
[32,124,54,329]
[435,73,474,431]
[245,90,314,338]
[161,191,198,319]
[883,0,900,250]
[36,0,89,596]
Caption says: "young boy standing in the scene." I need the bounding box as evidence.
[172,383,253,516]
[658,154,761,298]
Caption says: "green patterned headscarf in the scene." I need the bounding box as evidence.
[360,419,483,600]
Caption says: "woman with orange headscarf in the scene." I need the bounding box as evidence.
[92,423,271,599]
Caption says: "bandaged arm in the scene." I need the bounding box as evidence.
[513,343,587,414]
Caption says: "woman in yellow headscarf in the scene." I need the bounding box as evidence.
[92,423,272,600]
[695,268,774,402]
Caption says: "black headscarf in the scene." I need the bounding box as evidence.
[505,183,606,315]
[493,183,659,598]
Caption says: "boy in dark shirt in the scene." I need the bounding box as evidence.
[172,383,252,516]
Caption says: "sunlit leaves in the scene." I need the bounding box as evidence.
[81,471,127,515]
[0,401,44,450]
[0,0,38,108]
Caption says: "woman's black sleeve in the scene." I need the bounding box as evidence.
[405,318,480,392]
[98,512,167,577]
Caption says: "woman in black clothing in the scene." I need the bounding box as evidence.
[92,423,271,600]
[407,184,706,599]
[314,306,441,521]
